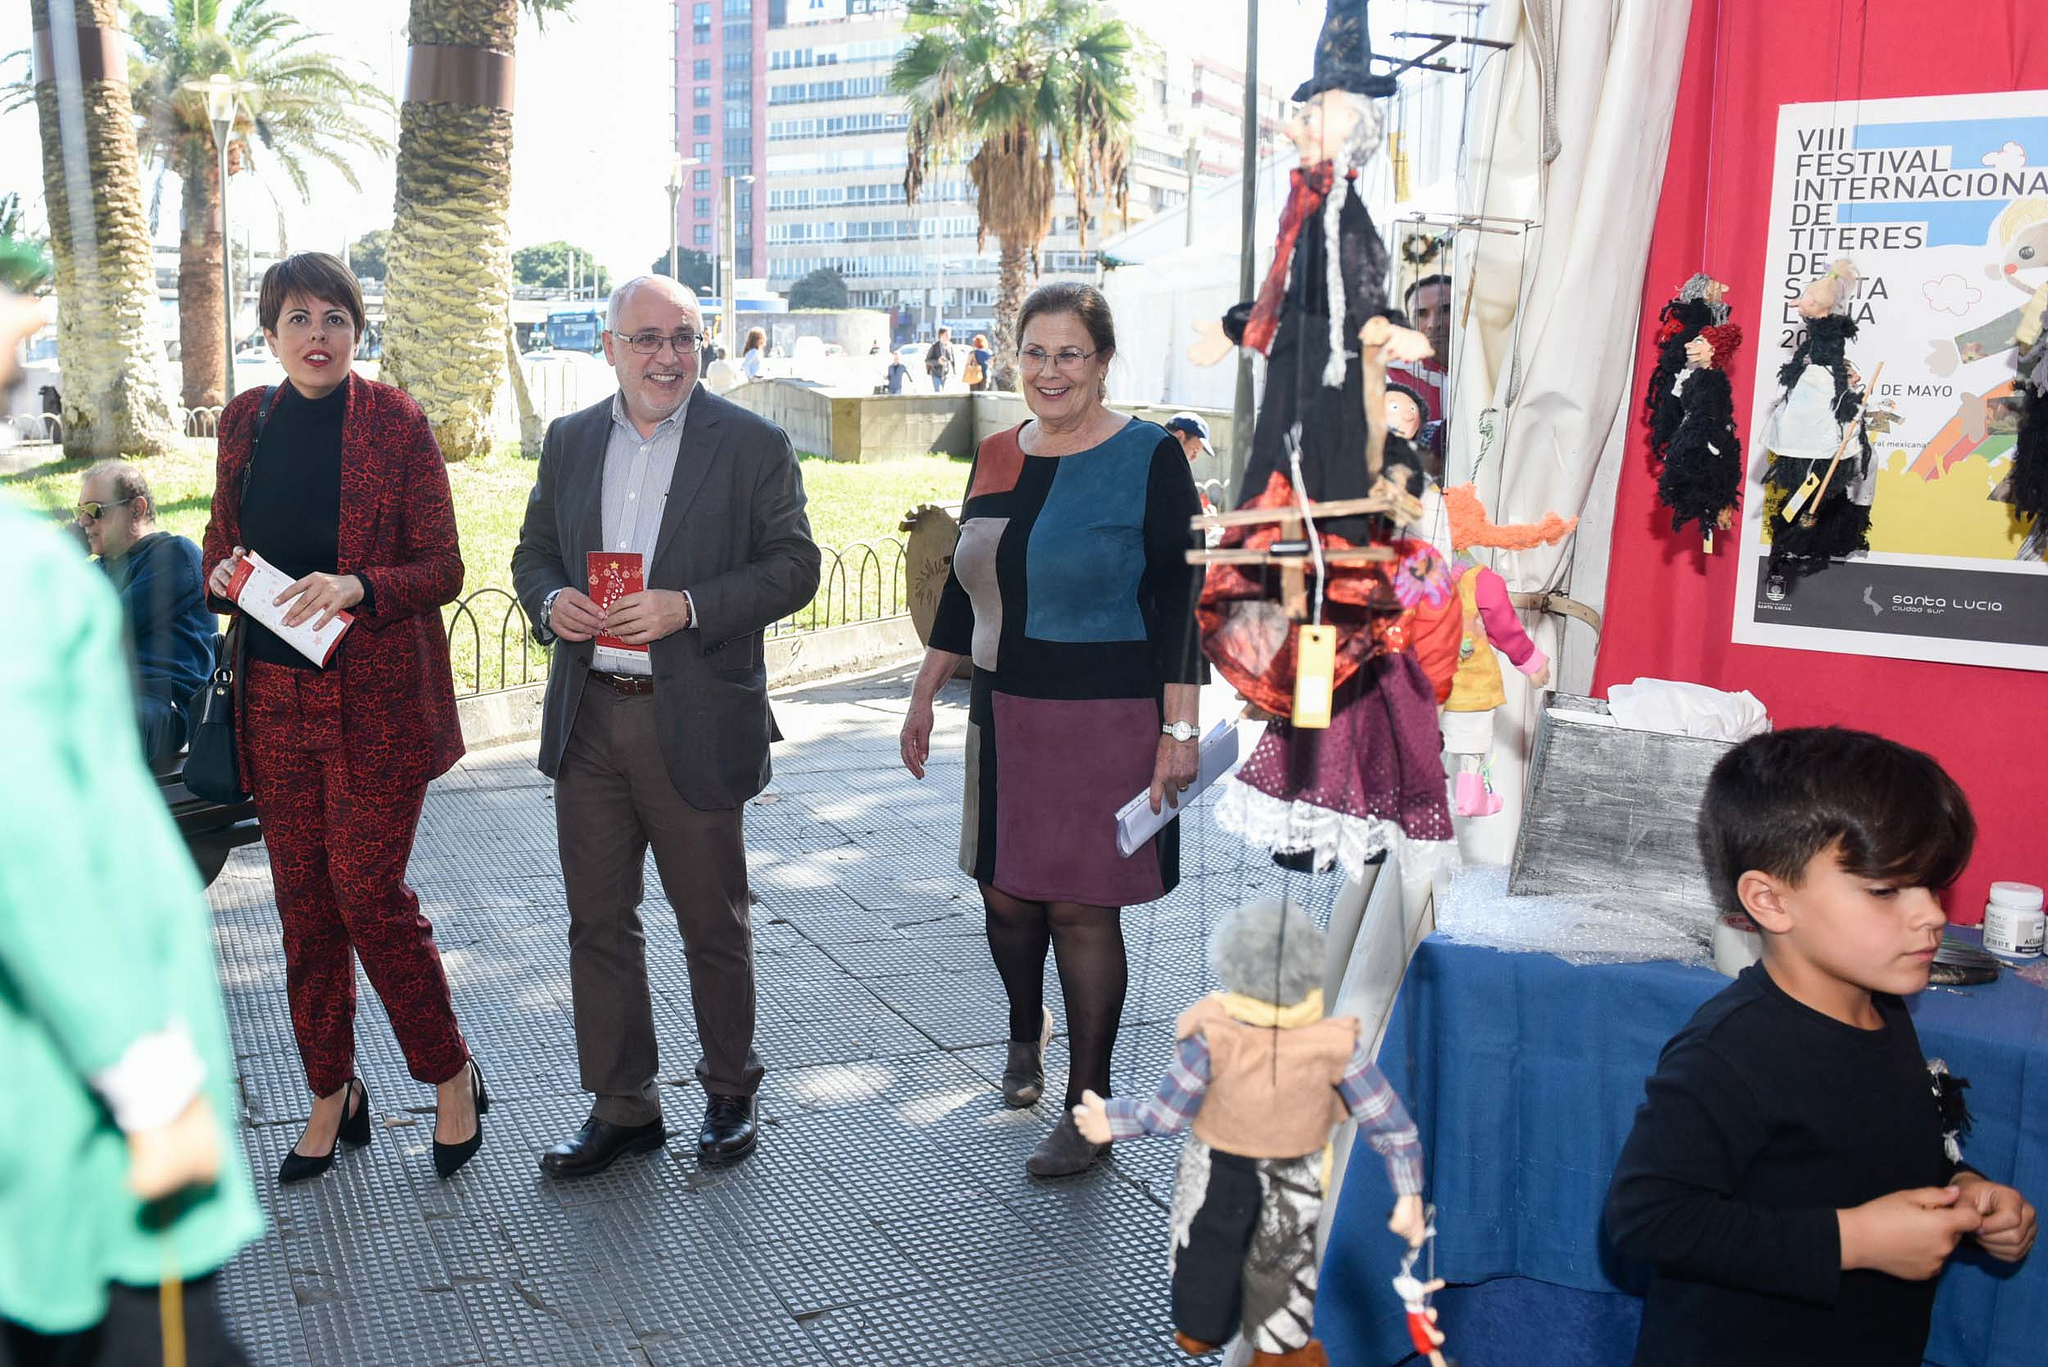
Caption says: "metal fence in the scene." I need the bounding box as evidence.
[442,537,911,699]
[6,411,61,445]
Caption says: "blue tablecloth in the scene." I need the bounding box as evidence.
[1318,936,2048,1367]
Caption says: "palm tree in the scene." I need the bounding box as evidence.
[129,0,390,410]
[379,0,571,462]
[23,0,177,458]
[890,0,1139,391]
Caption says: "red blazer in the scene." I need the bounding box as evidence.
[203,372,465,790]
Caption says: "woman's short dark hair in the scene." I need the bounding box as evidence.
[1698,727,1976,916]
[259,252,365,335]
[1017,282,1116,359]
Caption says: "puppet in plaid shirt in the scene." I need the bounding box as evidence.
[1074,897,1429,1366]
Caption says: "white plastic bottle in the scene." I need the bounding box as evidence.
[1982,881,2046,959]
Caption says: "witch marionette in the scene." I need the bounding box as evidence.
[1073,897,1430,1367]
[1762,259,1873,586]
[1644,275,1745,539]
[1190,0,1457,878]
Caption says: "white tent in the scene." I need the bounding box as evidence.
[1096,153,1297,409]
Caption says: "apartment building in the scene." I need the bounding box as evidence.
[672,0,770,280]
[679,0,1287,343]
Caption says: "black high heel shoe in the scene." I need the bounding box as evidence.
[278,1077,371,1185]
[432,1060,490,1180]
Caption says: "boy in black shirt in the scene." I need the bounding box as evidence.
[1604,727,2036,1366]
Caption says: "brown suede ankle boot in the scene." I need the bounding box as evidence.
[1174,1330,1220,1355]
[1250,1341,1329,1367]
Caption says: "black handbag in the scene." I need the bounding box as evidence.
[182,386,276,805]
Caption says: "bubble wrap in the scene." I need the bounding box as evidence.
[1434,863,1713,968]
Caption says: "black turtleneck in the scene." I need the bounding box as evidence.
[239,382,346,668]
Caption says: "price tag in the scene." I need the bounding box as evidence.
[1780,470,1822,523]
[1292,625,1338,729]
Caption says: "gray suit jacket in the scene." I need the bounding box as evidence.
[512,385,821,809]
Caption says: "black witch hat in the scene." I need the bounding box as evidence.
[1293,0,1398,101]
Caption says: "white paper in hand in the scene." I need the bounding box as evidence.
[226,550,353,667]
[1114,721,1244,858]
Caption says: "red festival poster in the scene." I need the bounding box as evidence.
[587,551,647,653]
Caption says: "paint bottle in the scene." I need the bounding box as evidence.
[1982,882,2046,959]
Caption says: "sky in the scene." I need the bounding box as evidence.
[1,0,1326,280]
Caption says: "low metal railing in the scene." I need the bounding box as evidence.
[443,537,911,698]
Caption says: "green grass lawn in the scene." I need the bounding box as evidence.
[3,441,965,692]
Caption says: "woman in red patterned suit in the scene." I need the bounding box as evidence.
[203,253,486,1184]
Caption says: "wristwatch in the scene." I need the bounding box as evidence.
[1161,721,1199,743]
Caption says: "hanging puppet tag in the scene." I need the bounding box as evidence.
[1779,469,1823,524]
[1292,625,1338,729]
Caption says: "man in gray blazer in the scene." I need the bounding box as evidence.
[513,275,819,1174]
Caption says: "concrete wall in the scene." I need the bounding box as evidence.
[727,380,974,463]
[726,380,1232,484]
[768,309,891,356]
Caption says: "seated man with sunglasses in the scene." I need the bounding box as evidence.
[76,462,215,770]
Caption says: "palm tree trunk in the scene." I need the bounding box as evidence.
[29,0,175,457]
[379,0,519,462]
[504,321,540,457]
[992,237,1032,392]
[177,152,225,410]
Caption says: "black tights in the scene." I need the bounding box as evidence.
[981,883,1127,1110]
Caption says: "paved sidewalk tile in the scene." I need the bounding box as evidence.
[210,665,1327,1364]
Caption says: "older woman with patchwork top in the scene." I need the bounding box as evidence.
[899,282,1207,1177]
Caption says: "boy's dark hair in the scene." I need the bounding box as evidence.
[258,252,365,335]
[1699,727,1975,915]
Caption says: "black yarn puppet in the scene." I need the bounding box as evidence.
[1763,260,1872,587]
[1646,275,1744,540]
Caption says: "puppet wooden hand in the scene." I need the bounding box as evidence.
[1389,1192,1429,1247]
[1072,1089,1114,1145]
[1359,315,1435,364]
[1189,318,1234,367]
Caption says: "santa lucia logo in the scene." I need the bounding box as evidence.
[1863,586,1884,616]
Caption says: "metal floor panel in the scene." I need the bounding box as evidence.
[209,687,1255,1364]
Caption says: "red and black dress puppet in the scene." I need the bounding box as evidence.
[1644,273,1744,538]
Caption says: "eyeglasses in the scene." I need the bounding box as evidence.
[615,330,702,356]
[74,499,132,522]
[1018,346,1100,371]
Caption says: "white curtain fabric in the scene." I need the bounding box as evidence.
[1436,0,1697,865]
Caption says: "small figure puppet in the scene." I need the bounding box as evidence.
[1416,485,1574,817]
[1392,1238,1452,1367]
[1644,275,1745,538]
[1074,898,1429,1367]
[1762,259,1873,585]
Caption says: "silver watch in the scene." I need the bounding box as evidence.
[1161,721,1198,743]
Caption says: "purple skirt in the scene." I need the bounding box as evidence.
[1229,652,1453,846]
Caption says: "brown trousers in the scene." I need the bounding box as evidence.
[555,682,761,1125]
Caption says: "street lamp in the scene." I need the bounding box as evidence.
[183,74,256,402]
[720,171,754,353]
[665,155,684,284]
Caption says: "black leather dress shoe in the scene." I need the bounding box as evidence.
[537,1116,666,1179]
[698,1094,757,1165]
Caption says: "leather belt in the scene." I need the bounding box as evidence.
[587,668,655,697]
